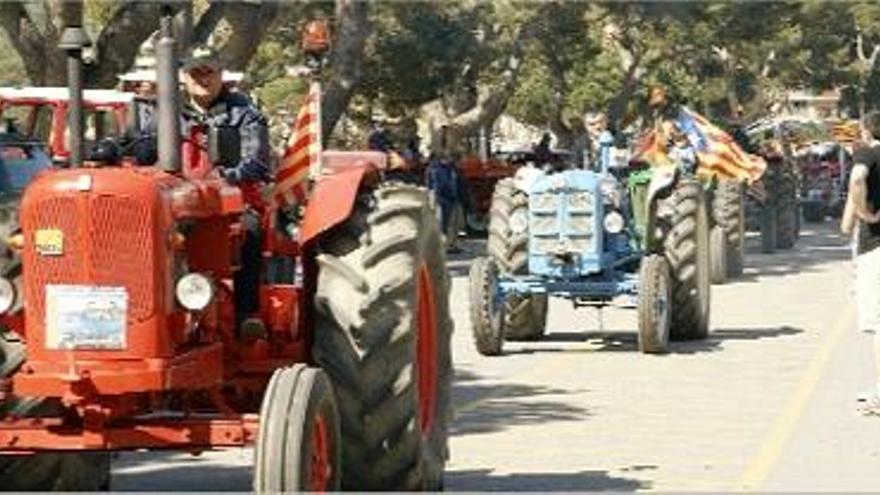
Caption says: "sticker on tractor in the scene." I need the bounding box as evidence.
[35,229,64,256]
[45,285,128,350]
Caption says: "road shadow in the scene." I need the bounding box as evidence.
[112,450,251,491]
[736,226,851,282]
[452,369,589,437]
[446,239,484,278]
[452,225,850,283]
[446,468,649,491]
[502,326,802,355]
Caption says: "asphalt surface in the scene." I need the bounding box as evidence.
[113,221,876,491]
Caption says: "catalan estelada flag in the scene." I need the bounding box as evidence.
[274,82,322,207]
[636,107,767,184]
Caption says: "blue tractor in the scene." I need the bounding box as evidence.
[469,134,710,355]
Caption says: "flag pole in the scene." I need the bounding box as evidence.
[302,19,330,183]
[311,78,323,180]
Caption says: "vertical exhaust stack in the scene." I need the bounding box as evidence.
[156,5,180,172]
[59,4,90,168]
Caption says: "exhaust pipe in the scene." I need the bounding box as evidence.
[59,5,90,168]
[156,5,180,172]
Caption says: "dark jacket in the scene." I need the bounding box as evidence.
[137,89,271,184]
[426,158,459,204]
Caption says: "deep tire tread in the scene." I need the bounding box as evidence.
[313,183,453,490]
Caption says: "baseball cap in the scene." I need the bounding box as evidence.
[182,44,222,72]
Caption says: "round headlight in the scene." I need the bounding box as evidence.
[510,210,528,235]
[603,211,625,234]
[0,278,16,314]
[175,273,214,311]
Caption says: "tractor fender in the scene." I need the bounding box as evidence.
[646,165,679,207]
[644,165,680,252]
[299,160,378,246]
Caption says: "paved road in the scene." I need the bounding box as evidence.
[113,222,878,491]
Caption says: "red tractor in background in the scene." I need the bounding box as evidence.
[455,148,572,235]
[797,142,849,223]
[0,87,131,166]
[455,154,517,232]
[0,10,452,492]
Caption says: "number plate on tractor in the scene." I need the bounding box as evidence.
[45,285,128,350]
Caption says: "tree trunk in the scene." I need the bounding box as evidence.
[321,0,370,143]
[421,26,532,153]
[607,52,643,133]
[0,0,278,89]
[208,2,280,71]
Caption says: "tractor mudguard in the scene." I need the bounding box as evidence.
[644,166,680,252]
[299,165,369,245]
[299,152,386,246]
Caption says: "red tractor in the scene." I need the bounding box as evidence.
[0,12,452,492]
[0,87,131,166]
[456,148,572,235]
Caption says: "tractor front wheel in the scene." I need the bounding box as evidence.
[776,164,799,249]
[469,257,504,356]
[313,183,453,490]
[254,365,341,493]
[760,204,778,254]
[709,226,728,285]
[638,255,671,354]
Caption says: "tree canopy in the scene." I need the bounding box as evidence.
[2,1,880,145]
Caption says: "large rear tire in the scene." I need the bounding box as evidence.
[760,204,778,254]
[487,178,547,341]
[659,178,710,341]
[313,183,453,490]
[711,181,744,278]
[776,164,798,249]
[638,255,671,354]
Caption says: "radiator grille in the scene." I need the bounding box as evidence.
[25,194,156,327]
[25,197,83,324]
[89,195,154,321]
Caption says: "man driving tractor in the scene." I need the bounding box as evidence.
[136,44,271,336]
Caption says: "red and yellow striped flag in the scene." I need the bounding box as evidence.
[274,83,321,207]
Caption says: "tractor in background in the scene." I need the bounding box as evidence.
[470,132,710,355]
[0,87,131,166]
[797,141,850,223]
[744,119,804,253]
[0,10,452,492]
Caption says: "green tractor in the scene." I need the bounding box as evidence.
[629,168,745,285]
